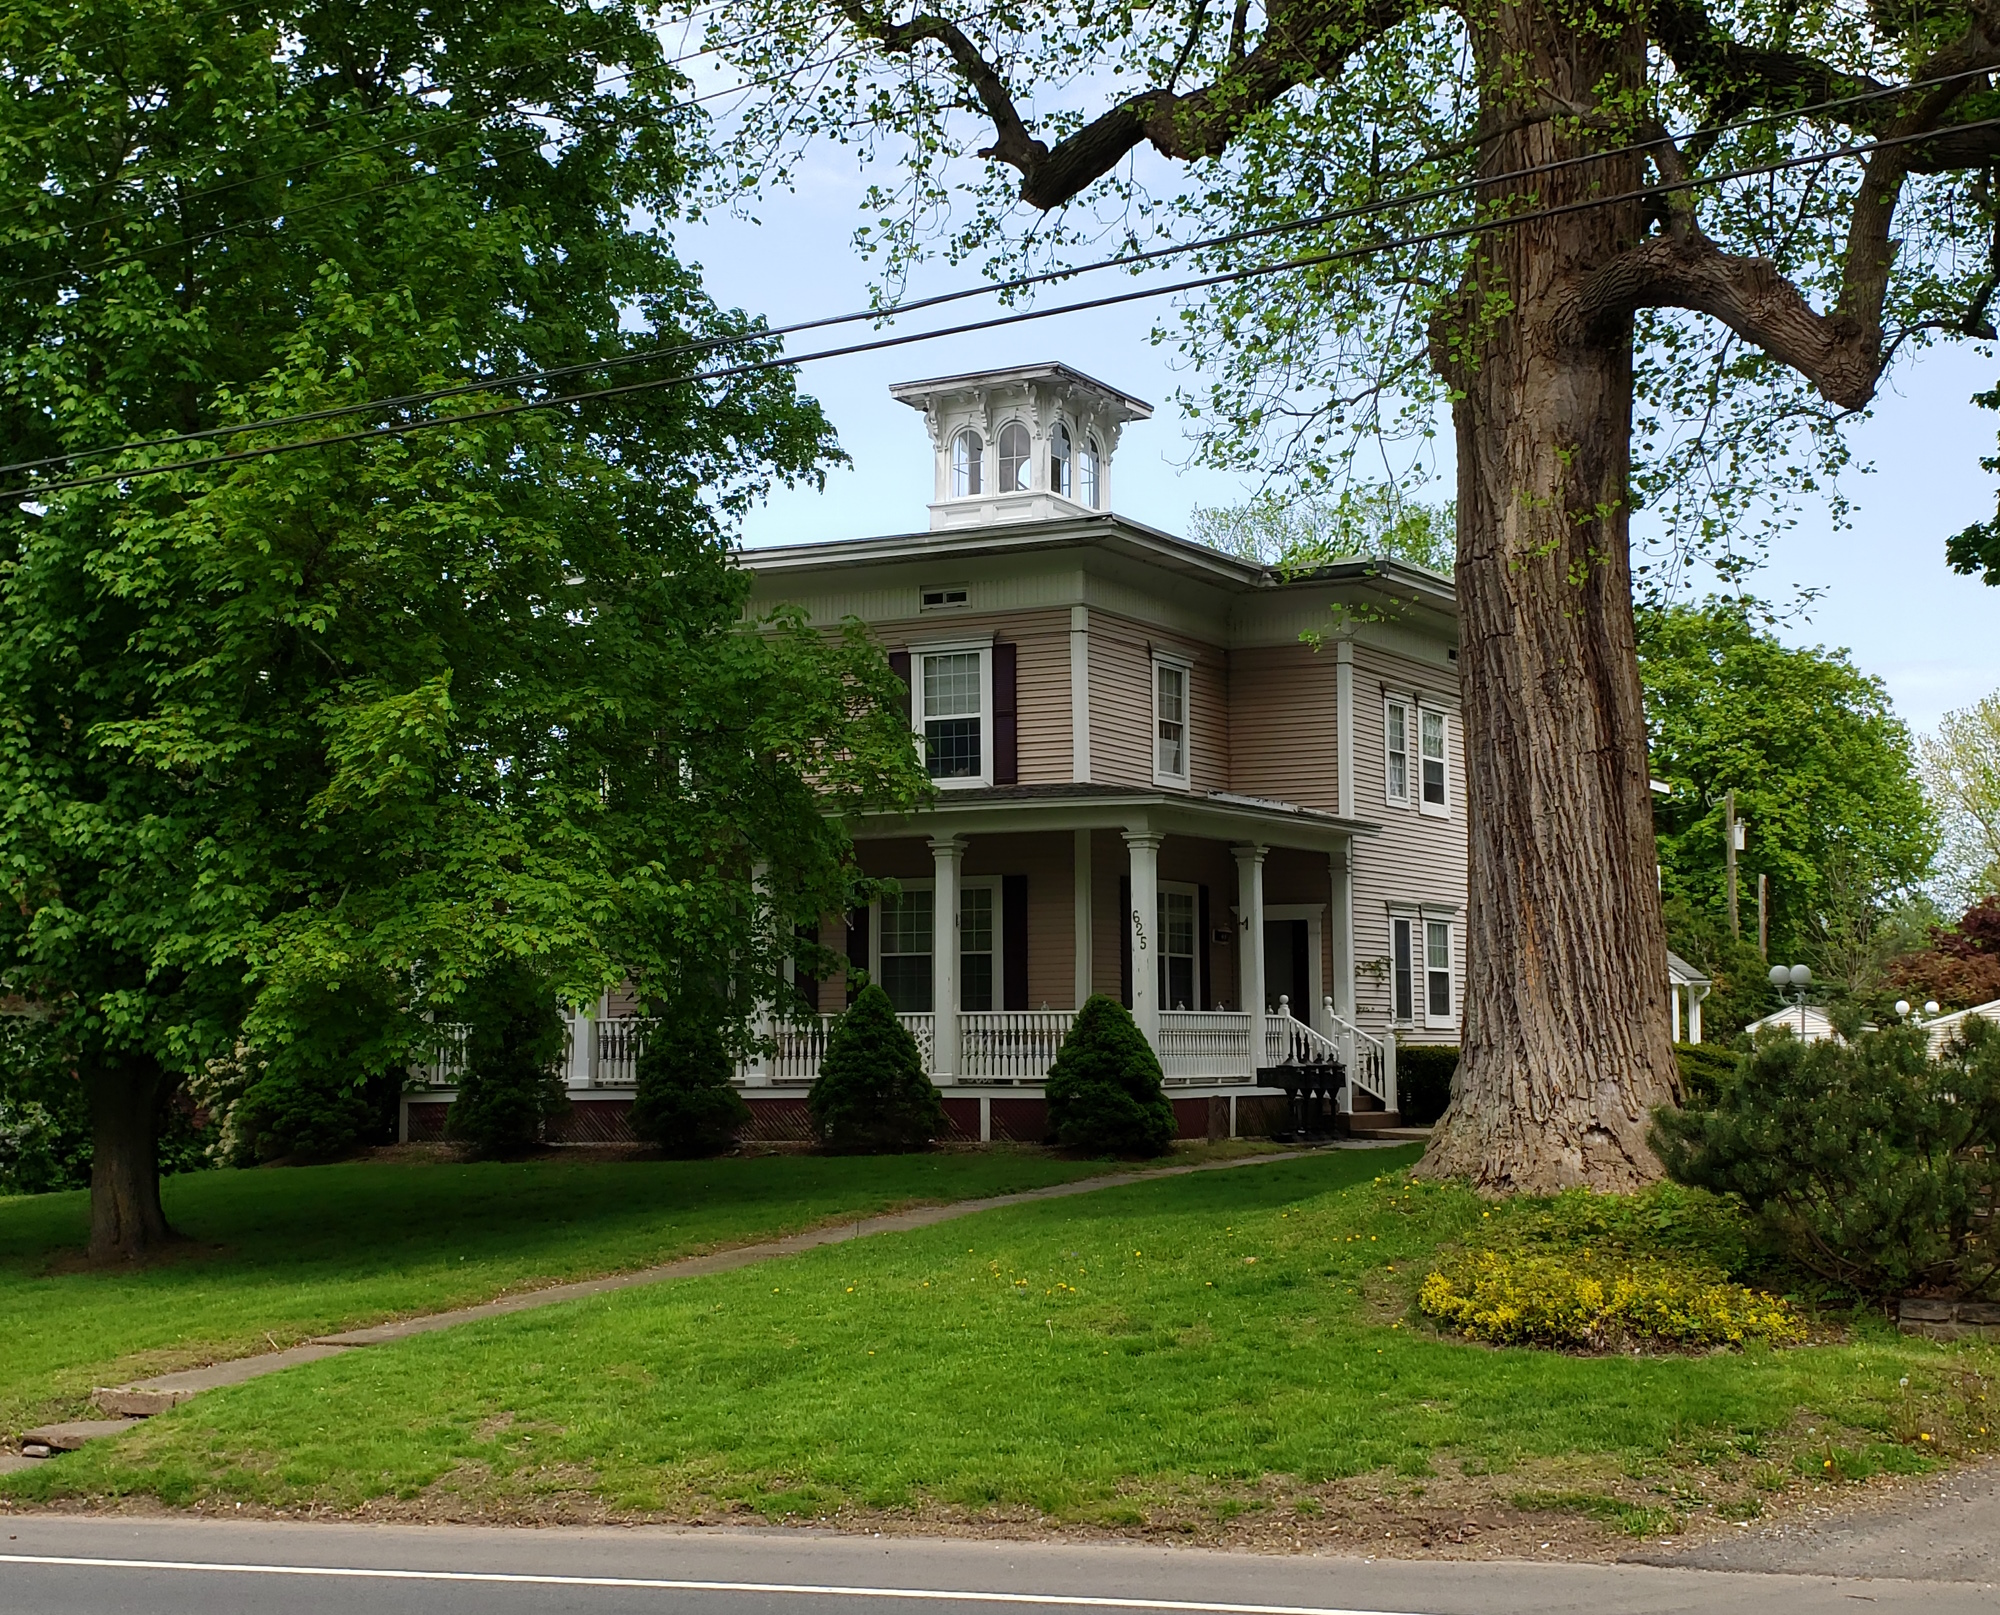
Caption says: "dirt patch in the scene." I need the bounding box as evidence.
[39,1237,231,1278]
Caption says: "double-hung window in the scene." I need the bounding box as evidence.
[1157,887,1197,1010]
[1154,656,1190,785]
[1391,916,1415,1023]
[1425,919,1453,1020]
[1385,698,1410,804]
[917,647,989,785]
[1420,709,1449,815]
[878,888,934,1013]
[960,885,996,1012]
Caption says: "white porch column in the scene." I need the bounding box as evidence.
[1328,840,1356,1023]
[1123,829,1163,1048]
[1689,984,1707,1045]
[1671,983,1683,1043]
[929,835,965,1081]
[1233,844,1268,1018]
[1073,827,1094,1006]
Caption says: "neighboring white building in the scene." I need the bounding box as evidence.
[1667,951,1711,1044]
[1744,1002,1840,1043]
[1919,998,2000,1057]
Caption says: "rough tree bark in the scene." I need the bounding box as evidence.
[84,1049,174,1261]
[1417,8,1680,1191]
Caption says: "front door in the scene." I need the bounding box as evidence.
[1263,919,1310,1016]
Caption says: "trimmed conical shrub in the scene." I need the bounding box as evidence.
[1046,994,1176,1156]
[446,960,569,1158]
[808,982,944,1152]
[630,1003,751,1157]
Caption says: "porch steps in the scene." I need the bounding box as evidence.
[1339,1111,1408,1135]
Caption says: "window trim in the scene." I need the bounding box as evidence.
[1389,914,1415,1025]
[1152,652,1193,787]
[868,875,1006,1013]
[1156,880,1200,1012]
[995,418,1032,494]
[912,641,994,790]
[1418,706,1450,819]
[1422,915,1455,1028]
[1384,696,1411,806]
[949,428,983,498]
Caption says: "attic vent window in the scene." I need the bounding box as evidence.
[921,586,969,610]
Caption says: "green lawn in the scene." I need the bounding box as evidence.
[0,1148,1117,1433]
[11,1147,1995,1538]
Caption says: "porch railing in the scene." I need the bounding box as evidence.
[592,1015,653,1088]
[416,1022,472,1089]
[1262,997,1341,1067]
[1327,999,1396,1112]
[960,1009,1074,1080]
[1158,1010,1254,1080]
[766,1011,934,1084]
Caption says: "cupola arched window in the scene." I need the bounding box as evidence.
[1050,422,1072,497]
[951,429,983,497]
[1078,435,1101,507]
[997,421,1031,492]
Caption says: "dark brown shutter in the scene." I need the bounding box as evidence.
[1118,875,1132,1008]
[845,906,869,1004]
[887,650,912,725]
[992,641,1018,784]
[1003,875,1028,1010]
[1198,884,1211,1011]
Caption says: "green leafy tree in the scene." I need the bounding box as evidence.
[683,0,2000,1192]
[1045,994,1177,1157]
[1191,486,1455,573]
[1641,600,1934,984]
[0,1,925,1255]
[630,991,752,1158]
[1922,692,2000,905]
[808,983,945,1152]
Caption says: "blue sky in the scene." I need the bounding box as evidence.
[676,169,2000,736]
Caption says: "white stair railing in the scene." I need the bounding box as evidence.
[1262,996,1342,1067]
[1325,998,1394,1111]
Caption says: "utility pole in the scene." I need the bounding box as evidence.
[1757,873,1770,960]
[1724,791,1739,938]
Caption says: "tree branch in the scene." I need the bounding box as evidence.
[837,0,1414,211]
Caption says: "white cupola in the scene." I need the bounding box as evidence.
[889,362,1152,531]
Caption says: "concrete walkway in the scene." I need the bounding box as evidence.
[19,1144,1381,1458]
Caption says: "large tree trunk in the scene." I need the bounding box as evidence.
[85,1049,174,1260]
[1417,7,1680,1193]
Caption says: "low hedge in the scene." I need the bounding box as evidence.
[1418,1249,1806,1351]
[1673,1040,1740,1104]
[1394,1043,1457,1125]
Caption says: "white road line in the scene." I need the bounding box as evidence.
[0,1554,1422,1615]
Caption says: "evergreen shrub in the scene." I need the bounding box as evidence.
[447,962,569,1158]
[229,1064,376,1164]
[1045,994,1176,1156]
[807,983,944,1152]
[630,1004,750,1157]
[1394,1044,1457,1125]
[1673,1040,1740,1105]
[1653,1020,2000,1296]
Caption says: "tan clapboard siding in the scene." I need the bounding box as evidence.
[1348,643,1468,1048]
[964,831,1076,1009]
[1227,643,1341,810]
[1086,615,1156,786]
[879,608,1073,785]
[1086,615,1227,790]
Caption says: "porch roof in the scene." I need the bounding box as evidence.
[844,781,1376,852]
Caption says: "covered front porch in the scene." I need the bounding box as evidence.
[758,786,1398,1119]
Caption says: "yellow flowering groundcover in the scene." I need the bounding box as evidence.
[1419,1247,1807,1350]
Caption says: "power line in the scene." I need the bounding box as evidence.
[9,68,1994,481]
[7,35,1973,305]
[14,111,1996,503]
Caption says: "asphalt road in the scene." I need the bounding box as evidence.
[0,1514,1993,1615]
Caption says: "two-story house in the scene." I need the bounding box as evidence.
[402,363,1470,1145]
